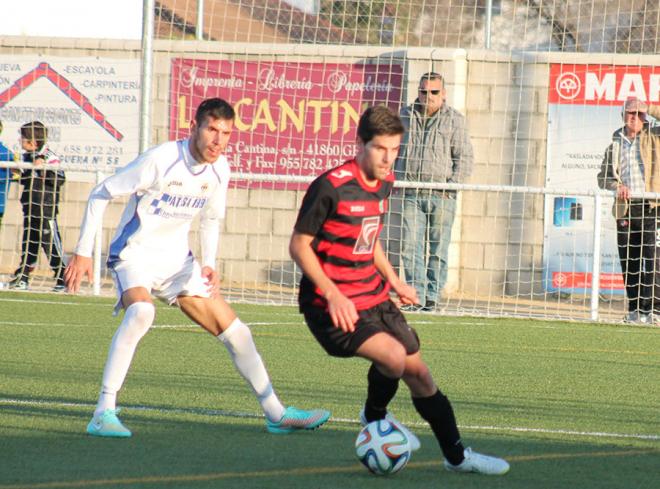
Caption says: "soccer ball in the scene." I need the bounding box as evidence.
[355,419,412,476]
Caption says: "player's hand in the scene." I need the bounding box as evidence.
[33,157,45,167]
[617,184,631,200]
[201,266,220,298]
[64,254,93,294]
[391,278,419,306]
[326,290,359,333]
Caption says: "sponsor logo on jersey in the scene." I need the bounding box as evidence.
[168,180,183,187]
[350,205,365,212]
[353,216,380,254]
[148,192,208,217]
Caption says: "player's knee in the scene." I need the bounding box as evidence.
[404,361,433,390]
[120,302,155,343]
[379,343,407,378]
[128,301,155,323]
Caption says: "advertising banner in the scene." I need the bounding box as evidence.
[169,59,403,189]
[544,63,660,293]
[0,56,140,180]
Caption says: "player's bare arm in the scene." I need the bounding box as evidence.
[289,231,359,332]
[64,254,93,293]
[373,241,418,305]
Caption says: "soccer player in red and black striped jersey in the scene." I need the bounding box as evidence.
[290,106,509,476]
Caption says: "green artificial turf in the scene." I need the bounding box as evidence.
[0,291,658,489]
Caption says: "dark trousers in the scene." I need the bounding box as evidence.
[616,201,660,314]
[15,206,65,283]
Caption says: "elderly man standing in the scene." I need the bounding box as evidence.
[396,72,474,312]
[597,97,660,324]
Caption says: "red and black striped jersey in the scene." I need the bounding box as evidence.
[294,159,394,311]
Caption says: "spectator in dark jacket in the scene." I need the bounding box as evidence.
[395,72,474,311]
[8,121,66,291]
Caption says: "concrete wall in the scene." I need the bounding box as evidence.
[0,36,600,297]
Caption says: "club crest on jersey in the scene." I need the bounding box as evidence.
[331,169,353,180]
[201,183,209,192]
[354,216,380,254]
[378,200,385,213]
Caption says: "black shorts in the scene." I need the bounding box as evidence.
[302,300,420,358]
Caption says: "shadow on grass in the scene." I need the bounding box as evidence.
[1,402,658,489]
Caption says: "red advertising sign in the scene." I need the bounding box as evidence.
[549,63,660,106]
[551,272,624,289]
[170,59,403,188]
[543,63,642,293]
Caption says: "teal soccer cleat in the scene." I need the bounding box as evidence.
[266,406,331,434]
[86,409,132,438]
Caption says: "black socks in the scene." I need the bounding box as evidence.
[363,363,399,422]
[413,390,465,465]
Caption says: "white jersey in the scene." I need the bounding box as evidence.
[75,139,230,268]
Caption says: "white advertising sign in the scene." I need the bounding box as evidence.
[544,63,660,294]
[0,56,140,180]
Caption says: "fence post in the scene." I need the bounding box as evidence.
[485,0,493,48]
[590,193,603,321]
[196,0,205,40]
[139,0,154,153]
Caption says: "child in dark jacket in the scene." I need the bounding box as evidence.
[8,121,66,291]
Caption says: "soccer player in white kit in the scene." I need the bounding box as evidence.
[65,98,330,437]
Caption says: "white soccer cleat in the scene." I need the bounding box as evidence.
[444,447,510,475]
[359,408,421,451]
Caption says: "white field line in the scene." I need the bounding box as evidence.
[2,296,658,333]
[1,397,657,442]
[0,297,112,307]
[2,320,655,338]
[0,321,302,328]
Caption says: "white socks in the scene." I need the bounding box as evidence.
[95,302,155,416]
[93,307,284,423]
[218,318,285,422]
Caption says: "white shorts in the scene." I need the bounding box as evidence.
[109,253,211,314]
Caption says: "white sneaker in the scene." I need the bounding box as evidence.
[624,311,650,324]
[444,447,510,475]
[359,409,421,451]
[646,313,660,326]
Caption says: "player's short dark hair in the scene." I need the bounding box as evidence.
[195,98,235,125]
[20,121,48,149]
[357,105,404,144]
[419,72,444,87]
